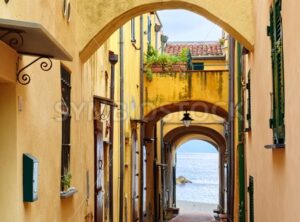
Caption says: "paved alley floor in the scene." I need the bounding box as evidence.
[169,213,215,222]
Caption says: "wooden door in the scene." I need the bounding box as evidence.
[94,99,104,222]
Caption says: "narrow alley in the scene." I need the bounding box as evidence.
[1,0,298,222]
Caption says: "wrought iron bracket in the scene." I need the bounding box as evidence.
[17,56,53,85]
[0,27,24,49]
[99,104,110,120]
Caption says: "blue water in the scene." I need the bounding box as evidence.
[176,152,219,204]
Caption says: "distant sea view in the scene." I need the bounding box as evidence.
[176,151,219,204]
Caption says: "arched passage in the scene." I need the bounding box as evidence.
[77,0,254,61]
[163,126,226,212]
[143,102,227,216]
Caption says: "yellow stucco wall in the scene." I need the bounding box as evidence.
[83,13,158,222]
[0,41,18,82]
[0,83,18,222]
[144,71,229,116]
[192,59,228,71]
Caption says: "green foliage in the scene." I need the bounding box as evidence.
[146,69,153,81]
[145,45,190,80]
[61,171,72,190]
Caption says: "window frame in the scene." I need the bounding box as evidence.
[61,65,72,190]
[267,0,285,146]
[193,62,204,71]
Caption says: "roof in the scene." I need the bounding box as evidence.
[164,41,224,58]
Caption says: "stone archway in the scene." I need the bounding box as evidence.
[163,126,226,211]
[77,0,254,61]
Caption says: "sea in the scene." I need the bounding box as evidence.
[176,152,219,204]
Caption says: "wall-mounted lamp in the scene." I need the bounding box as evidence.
[161,35,168,44]
[181,111,193,127]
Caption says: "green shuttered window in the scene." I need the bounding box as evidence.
[248,176,254,222]
[267,0,285,145]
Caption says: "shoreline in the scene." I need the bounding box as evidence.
[176,200,217,214]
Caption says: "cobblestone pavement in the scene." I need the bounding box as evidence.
[169,213,215,222]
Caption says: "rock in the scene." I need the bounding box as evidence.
[176,176,192,184]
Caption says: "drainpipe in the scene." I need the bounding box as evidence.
[228,36,235,222]
[109,51,118,222]
[139,15,145,222]
[153,124,158,222]
[119,27,125,222]
[237,43,246,222]
[160,120,165,213]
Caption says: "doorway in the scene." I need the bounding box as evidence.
[94,98,104,222]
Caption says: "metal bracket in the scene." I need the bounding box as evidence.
[17,56,53,85]
[0,27,24,49]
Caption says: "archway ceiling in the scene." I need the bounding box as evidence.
[164,125,226,154]
[77,0,254,61]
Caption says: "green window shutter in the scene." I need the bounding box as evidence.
[248,176,254,222]
[268,0,285,144]
[246,71,251,129]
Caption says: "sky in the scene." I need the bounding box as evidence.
[157,9,222,42]
[177,140,217,153]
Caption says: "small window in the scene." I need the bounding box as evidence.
[245,70,251,131]
[248,176,254,222]
[131,18,136,43]
[193,63,204,71]
[61,65,71,190]
[147,16,152,44]
[267,0,285,145]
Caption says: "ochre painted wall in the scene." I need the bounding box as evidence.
[83,13,158,222]
[144,71,229,116]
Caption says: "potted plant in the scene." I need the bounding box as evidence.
[61,171,72,192]
[144,46,190,80]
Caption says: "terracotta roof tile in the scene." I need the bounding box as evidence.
[164,41,224,57]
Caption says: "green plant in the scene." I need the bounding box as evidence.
[178,47,189,63]
[61,171,72,190]
[144,45,190,79]
[219,38,225,46]
[146,69,153,81]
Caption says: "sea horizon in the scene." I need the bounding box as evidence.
[176,152,219,204]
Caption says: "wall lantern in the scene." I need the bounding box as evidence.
[181,111,193,127]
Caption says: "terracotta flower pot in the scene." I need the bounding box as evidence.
[171,64,181,72]
[151,64,163,72]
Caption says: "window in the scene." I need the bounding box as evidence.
[267,0,285,145]
[147,16,152,44]
[193,62,204,71]
[131,18,136,43]
[61,66,71,190]
[245,70,251,131]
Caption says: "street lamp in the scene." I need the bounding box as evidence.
[181,111,193,127]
